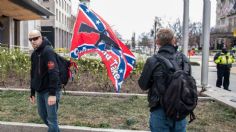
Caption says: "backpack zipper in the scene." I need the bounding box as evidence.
[38,54,41,74]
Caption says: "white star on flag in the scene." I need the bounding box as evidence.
[119,69,123,73]
[82,47,86,50]
[118,82,122,86]
[96,20,100,25]
[86,9,90,13]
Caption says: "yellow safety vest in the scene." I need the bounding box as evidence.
[232,47,236,51]
[214,53,235,64]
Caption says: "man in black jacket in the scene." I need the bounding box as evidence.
[29,30,61,132]
[138,28,191,132]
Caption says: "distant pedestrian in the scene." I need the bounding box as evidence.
[29,29,61,132]
[194,47,198,55]
[214,47,235,91]
[188,48,195,56]
[231,46,236,56]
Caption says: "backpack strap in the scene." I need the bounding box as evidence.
[154,53,175,72]
[155,52,184,73]
[174,52,191,75]
[69,60,79,81]
[189,111,196,123]
[155,52,191,75]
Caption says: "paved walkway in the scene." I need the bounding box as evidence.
[231,67,236,74]
[199,86,236,111]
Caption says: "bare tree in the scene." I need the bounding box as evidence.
[138,32,152,48]
[168,20,202,49]
[151,17,163,53]
[189,22,202,48]
[114,30,123,41]
[168,19,182,45]
[131,32,136,49]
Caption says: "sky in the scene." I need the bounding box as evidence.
[71,0,217,40]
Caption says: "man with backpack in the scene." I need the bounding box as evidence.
[29,30,61,132]
[138,28,197,132]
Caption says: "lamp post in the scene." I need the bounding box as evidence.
[182,0,189,56]
[201,0,211,90]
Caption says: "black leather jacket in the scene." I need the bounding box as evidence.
[138,44,191,111]
[30,37,60,97]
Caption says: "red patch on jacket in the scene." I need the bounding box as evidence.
[47,61,55,69]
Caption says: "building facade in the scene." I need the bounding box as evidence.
[212,0,236,49]
[0,0,52,50]
[20,0,42,51]
[39,0,74,50]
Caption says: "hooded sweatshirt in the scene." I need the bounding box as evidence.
[30,37,60,97]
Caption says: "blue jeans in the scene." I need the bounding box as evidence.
[150,108,187,132]
[37,91,61,132]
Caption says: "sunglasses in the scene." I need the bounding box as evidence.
[29,36,40,42]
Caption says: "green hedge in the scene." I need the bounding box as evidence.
[0,48,30,84]
[0,48,145,86]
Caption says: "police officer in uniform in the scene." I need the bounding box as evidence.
[214,48,235,91]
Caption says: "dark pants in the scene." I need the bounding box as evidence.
[149,108,187,132]
[216,66,230,90]
[37,91,61,132]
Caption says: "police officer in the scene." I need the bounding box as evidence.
[231,46,236,57]
[214,48,235,91]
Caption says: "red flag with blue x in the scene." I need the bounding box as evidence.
[70,4,136,92]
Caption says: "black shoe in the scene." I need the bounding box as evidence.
[225,89,231,91]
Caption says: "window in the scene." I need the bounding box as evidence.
[62,0,64,9]
[59,11,61,22]
[65,4,68,12]
[56,9,58,21]
[65,15,67,25]
[46,7,50,18]
[65,16,66,25]
[229,18,233,26]
[221,18,225,25]
[234,17,236,27]
[64,1,66,10]
[68,6,71,13]
[62,14,64,24]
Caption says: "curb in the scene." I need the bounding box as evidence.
[0,121,149,132]
[0,88,146,97]
[0,87,215,101]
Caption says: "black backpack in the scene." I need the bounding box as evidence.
[55,53,71,86]
[155,53,198,123]
[43,45,73,87]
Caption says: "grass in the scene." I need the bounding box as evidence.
[0,90,236,131]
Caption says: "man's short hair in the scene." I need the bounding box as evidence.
[28,29,42,38]
[156,28,174,46]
